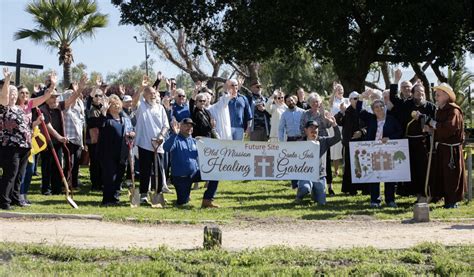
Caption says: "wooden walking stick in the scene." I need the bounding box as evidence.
[36,108,79,209]
[424,129,434,200]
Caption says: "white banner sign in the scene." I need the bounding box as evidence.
[349,139,411,183]
[197,138,320,181]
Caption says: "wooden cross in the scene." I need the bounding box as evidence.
[0,49,44,86]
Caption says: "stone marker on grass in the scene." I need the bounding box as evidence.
[204,225,222,249]
[413,203,430,222]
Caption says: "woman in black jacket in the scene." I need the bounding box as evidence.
[191,93,214,138]
[335,92,368,195]
[189,92,220,208]
[358,99,402,208]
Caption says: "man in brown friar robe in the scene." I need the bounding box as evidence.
[425,83,467,208]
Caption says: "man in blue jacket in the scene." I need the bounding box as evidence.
[163,118,219,207]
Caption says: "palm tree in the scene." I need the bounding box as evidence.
[14,0,108,87]
[446,56,474,126]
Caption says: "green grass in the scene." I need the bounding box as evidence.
[0,242,473,276]
[12,167,474,222]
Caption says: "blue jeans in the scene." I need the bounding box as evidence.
[203,181,219,200]
[20,157,35,194]
[231,127,244,141]
[296,177,326,205]
[370,182,396,204]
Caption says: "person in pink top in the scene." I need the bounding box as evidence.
[0,68,54,210]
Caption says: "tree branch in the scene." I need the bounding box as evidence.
[431,63,448,83]
[364,81,382,90]
[410,62,431,101]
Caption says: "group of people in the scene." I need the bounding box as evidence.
[0,66,467,210]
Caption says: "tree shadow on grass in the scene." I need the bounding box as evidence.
[34,199,102,206]
[221,194,296,202]
[218,187,288,196]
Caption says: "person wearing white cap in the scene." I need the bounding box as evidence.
[335,91,369,195]
[424,83,467,208]
[122,94,135,126]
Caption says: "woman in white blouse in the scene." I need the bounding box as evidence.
[328,84,347,178]
[265,89,288,142]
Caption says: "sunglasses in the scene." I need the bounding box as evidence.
[95,94,104,98]
[178,95,186,98]
[351,97,358,100]
[198,100,206,103]
[277,97,284,99]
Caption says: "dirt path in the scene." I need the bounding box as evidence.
[1,218,473,251]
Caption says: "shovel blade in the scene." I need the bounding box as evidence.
[129,188,140,208]
[66,196,79,209]
[150,192,165,208]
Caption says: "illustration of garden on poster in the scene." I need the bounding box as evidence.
[349,139,411,183]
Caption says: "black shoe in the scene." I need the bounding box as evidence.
[100,202,120,207]
[349,191,357,196]
[42,191,52,196]
[0,204,13,210]
[443,203,459,209]
[328,188,335,196]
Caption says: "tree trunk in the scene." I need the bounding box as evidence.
[247,62,260,83]
[380,62,391,89]
[332,45,374,97]
[63,61,72,89]
[431,64,448,83]
[410,62,431,101]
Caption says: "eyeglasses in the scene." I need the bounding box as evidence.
[95,94,104,98]
[256,86,262,89]
[231,84,238,87]
[178,95,186,98]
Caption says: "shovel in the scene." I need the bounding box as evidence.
[150,138,166,208]
[36,108,78,209]
[127,139,140,207]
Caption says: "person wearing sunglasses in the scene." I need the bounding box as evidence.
[86,88,106,191]
[265,89,287,142]
[240,79,270,141]
[171,88,190,125]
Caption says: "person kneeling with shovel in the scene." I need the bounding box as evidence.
[163,118,220,208]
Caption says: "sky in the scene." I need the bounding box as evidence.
[0,0,181,81]
[1,0,473,89]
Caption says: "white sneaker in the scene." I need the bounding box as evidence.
[140,193,148,204]
[162,185,173,194]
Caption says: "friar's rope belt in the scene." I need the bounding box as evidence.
[438,142,461,169]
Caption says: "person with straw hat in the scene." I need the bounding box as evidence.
[424,83,467,208]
